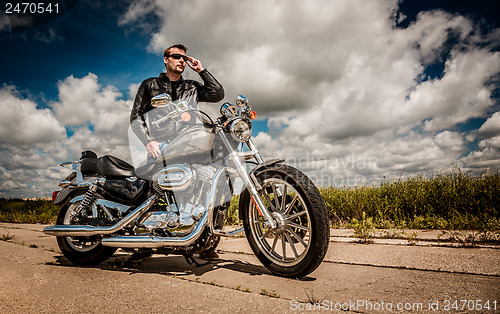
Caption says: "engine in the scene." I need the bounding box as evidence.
[138,163,217,236]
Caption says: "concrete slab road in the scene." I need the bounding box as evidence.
[0,223,498,313]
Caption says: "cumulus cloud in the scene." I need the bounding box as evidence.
[478,111,500,138]
[2,0,500,197]
[0,74,135,198]
[402,10,473,64]
[120,0,404,114]
[0,85,66,146]
[53,73,126,125]
[51,73,134,163]
[118,0,500,185]
[434,131,465,153]
[462,110,500,171]
[50,73,133,156]
[118,0,157,27]
[254,129,467,186]
[416,50,500,132]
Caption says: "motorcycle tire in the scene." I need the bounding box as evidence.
[56,192,117,265]
[241,164,330,278]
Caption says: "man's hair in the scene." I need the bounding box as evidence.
[164,44,188,58]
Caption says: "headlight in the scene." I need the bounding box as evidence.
[229,118,252,142]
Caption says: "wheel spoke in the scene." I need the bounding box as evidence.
[288,221,309,232]
[281,233,286,261]
[284,194,299,214]
[288,227,308,248]
[253,218,266,224]
[280,185,287,213]
[261,191,277,212]
[287,210,307,221]
[260,229,272,241]
[249,176,322,267]
[285,232,299,258]
[271,183,280,210]
[270,233,279,256]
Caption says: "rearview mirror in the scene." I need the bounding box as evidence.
[151,93,172,107]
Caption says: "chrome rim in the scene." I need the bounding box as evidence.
[249,178,311,267]
[63,202,100,252]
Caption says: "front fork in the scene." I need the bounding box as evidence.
[218,131,277,229]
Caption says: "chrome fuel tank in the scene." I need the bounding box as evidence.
[159,125,214,165]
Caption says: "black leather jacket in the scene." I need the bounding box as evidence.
[130,69,224,145]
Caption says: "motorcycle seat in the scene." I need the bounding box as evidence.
[98,155,136,178]
[135,161,165,179]
[81,157,98,176]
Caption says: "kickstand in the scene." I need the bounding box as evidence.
[184,254,209,267]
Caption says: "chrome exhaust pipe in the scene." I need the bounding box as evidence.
[43,195,157,236]
[214,227,244,237]
[101,207,209,248]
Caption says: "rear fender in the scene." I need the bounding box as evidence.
[53,172,91,205]
[53,187,88,205]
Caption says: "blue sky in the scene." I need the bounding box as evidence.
[0,0,499,197]
[1,2,154,101]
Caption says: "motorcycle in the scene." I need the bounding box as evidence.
[43,95,330,278]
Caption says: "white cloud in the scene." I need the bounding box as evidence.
[120,0,407,114]
[0,85,66,146]
[461,147,500,170]
[0,75,137,197]
[128,83,140,100]
[254,128,467,186]
[119,0,157,27]
[479,111,500,138]
[51,73,133,159]
[401,10,473,64]
[117,0,500,185]
[417,50,500,131]
[479,136,500,149]
[53,73,125,125]
[2,0,500,197]
[434,131,465,153]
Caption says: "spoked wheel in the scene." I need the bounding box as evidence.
[241,164,329,278]
[56,193,116,265]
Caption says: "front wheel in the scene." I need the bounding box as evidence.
[241,164,330,278]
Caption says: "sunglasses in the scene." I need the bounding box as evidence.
[167,54,189,61]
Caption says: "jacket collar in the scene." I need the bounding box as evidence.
[159,72,184,83]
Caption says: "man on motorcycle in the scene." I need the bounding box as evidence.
[130,44,224,160]
[130,44,225,260]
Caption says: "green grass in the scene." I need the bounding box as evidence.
[322,168,500,231]
[1,233,14,241]
[0,198,59,224]
[225,195,241,225]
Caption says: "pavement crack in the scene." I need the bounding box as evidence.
[323,260,500,278]
[166,273,294,301]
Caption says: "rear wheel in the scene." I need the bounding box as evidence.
[241,164,330,278]
[56,193,117,265]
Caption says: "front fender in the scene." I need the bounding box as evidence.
[249,158,285,178]
[238,158,285,221]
